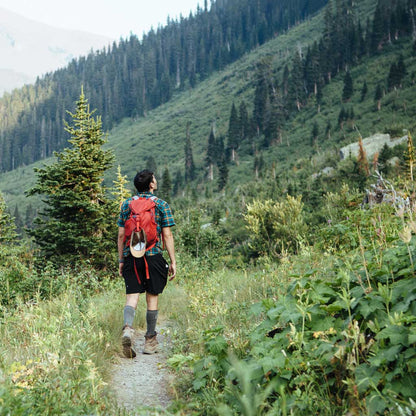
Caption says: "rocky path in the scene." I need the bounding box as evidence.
[111,328,173,414]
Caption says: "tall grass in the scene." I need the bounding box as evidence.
[0,277,126,415]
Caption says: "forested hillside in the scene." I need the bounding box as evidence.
[0,0,327,172]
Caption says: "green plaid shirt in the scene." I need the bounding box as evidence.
[118,192,175,257]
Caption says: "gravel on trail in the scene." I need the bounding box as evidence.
[111,327,174,414]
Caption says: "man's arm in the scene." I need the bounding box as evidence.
[162,226,176,280]
[118,227,125,276]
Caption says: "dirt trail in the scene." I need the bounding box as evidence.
[111,327,173,414]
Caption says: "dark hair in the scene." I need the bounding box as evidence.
[134,169,154,192]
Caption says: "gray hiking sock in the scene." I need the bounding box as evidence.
[123,305,135,327]
[145,310,158,337]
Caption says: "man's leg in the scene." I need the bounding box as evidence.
[143,293,159,354]
[122,293,140,358]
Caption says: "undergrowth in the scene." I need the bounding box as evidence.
[167,203,416,415]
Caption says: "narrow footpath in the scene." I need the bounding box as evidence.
[111,328,173,414]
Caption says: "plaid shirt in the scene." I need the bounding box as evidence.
[118,192,175,257]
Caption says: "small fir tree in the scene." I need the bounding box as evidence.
[27,90,114,267]
[342,71,354,102]
[160,167,172,203]
[112,165,131,208]
[311,122,319,146]
[374,84,383,111]
[0,192,17,243]
[360,80,368,101]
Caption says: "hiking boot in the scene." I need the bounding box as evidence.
[143,333,159,354]
[121,325,136,358]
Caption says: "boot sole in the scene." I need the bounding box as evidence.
[122,336,136,358]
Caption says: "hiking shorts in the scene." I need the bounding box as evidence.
[122,253,169,295]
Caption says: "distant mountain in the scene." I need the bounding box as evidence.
[0,7,111,95]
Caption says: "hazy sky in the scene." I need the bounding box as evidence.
[0,0,202,39]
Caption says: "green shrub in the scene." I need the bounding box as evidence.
[244,195,308,259]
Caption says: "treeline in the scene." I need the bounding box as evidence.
[0,0,327,173]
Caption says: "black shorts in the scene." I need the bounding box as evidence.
[122,254,169,295]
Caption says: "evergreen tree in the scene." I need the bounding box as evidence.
[27,90,115,267]
[342,71,354,101]
[0,192,17,243]
[254,152,265,179]
[13,205,24,237]
[217,153,228,191]
[112,165,131,208]
[325,120,332,140]
[160,167,172,203]
[239,100,250,142]
[360,80,368,101]
[184,123,195,182]
[288,51,305,111]
[173,170,184,196]
[311,122,319,146]
[378,143,392,175]
[374,84,383,111]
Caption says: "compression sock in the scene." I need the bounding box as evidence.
[123,305,135,327]
[145,310,158,337]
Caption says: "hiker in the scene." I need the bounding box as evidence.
[117,169,176,358]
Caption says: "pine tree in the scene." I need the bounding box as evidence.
[342,71,354,101]
[27,90,115,267]
[311,122,319,146]
[160,167,172,203]
[374,84,383,111]
[360,80,368,101]
[378,143,392,174]
[239,100,250,142]
[0,192,17,243]
[217,153,228,191]
[112,165,131,209]
[173,170,184,196]
[13,205,24,237]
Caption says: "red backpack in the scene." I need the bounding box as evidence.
[124,196,158,257]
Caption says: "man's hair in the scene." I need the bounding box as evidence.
[134,169,154,192]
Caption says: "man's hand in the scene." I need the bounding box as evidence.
[162,226,176,281]
[119,262,124,277]
[168,262,176,280]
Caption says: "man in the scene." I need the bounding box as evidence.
[117,169,176,358]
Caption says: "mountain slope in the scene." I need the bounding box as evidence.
[3,0,415,223]
[0,7,111,95]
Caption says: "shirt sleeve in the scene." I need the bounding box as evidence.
[117,199,131,227]
[158,200,175,228]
